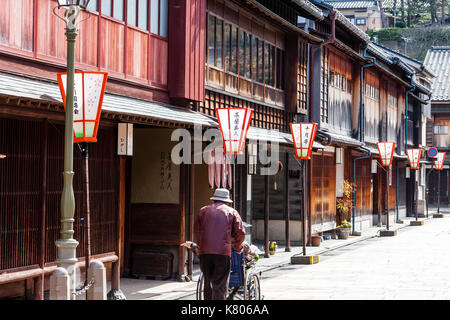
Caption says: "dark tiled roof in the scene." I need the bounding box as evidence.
[424,47,450,102]
[324,0,378,9]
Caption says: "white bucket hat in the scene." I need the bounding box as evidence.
[210,188,233,203]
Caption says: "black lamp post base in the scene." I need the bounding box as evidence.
[380,229,397,237]
[291,255,319,265]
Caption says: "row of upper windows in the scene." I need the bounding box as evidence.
[365,83,380,101]
[87,0,168,37]
[345,16,366,25]
[388,93,398,108]
[434,125,448,135]
[329,70,352,94]
[207,14,285,90]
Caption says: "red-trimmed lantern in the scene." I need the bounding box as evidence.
[57,71,108,143]
[377,142,395,167]
[290,123,318,160]
[406,148,422,170]
[434,152,446,170]
[216,108,253,154]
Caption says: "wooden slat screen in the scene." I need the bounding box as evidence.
[0,117,118,271]
[0,118,42,270]
[199,89,294,133]
[311,153,336,226]
[297,40,308,114]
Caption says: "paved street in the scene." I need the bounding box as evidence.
[260,213,450,300]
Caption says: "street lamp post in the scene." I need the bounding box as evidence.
[53,0,91,296]
[290,122,318,257]
[377,142,395,230]
[406,148,422,222]
[434,152,446,215]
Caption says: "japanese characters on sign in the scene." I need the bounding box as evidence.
[216,108,253,154]
[289,123,318,160]
[377,142,395,167]
[406,148,422,170]
[434,152,446,170]
[57,71,108,143]
[118,123,133,156]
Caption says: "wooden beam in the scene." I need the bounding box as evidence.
[37,118,48,300]
[188,162,195,280]
[118,156,126,274]
[285,152,290,251]
[264,174,270,258]
[177,164,186,280]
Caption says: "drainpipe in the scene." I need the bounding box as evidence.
[352,146,371,234]
[321,10,336,47]
[396,164,400,222]
[360,46,376,142]
[404,65,425,219]
[404,65,424,151]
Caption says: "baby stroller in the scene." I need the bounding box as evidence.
[196,249,261,300]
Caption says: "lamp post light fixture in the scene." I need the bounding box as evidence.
[406,148,422,222]
[290,122,318,257]
[377,142,395,230]
[216,107,253,247]
[434,152,446,215]
[53,1,91,298]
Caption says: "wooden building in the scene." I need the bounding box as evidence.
[0,0,213,299]
[0,0,439,300]
[424,47,450,207]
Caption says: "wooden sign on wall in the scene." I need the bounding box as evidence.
[118,123,133,156]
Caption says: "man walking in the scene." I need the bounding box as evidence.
[194,188,246,300]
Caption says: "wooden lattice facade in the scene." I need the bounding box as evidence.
[0,116,119,294]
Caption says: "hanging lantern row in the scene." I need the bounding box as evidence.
[290,123,318,160]
[434,152,446,170]
[377,142,395,167]
[57,71,108,143]
[406,148,422,170]
[216,108,253,154]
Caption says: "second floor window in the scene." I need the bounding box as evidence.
[329,70,351,93]
[434,125,448,135]
[207,13,284,90]
[365,83,379,101]
[127,0,147,30]
[356,18,366,25]
[96,0,167,37]
[345,15,355,24]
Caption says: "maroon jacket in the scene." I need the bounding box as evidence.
[194,202,246,257]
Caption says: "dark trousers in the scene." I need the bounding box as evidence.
[199,254,231,300]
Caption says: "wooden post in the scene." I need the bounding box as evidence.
[303,160,307,256]
[386,167,390,230]
[188,162,195,280]
[37,118,48,300]
[285,152,291,252]
[177,164,186,281]
[438,170,441,214]
[264,174,270,258]
[118,156,126,273]
[80,142,91,297]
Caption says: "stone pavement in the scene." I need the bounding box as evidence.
[111,210,441,300]
[261,208,450,299]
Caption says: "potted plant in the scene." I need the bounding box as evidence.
[336,180,354,238]
[269,241,277,255]
[336,219,352,239]
[311,227,322,246]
